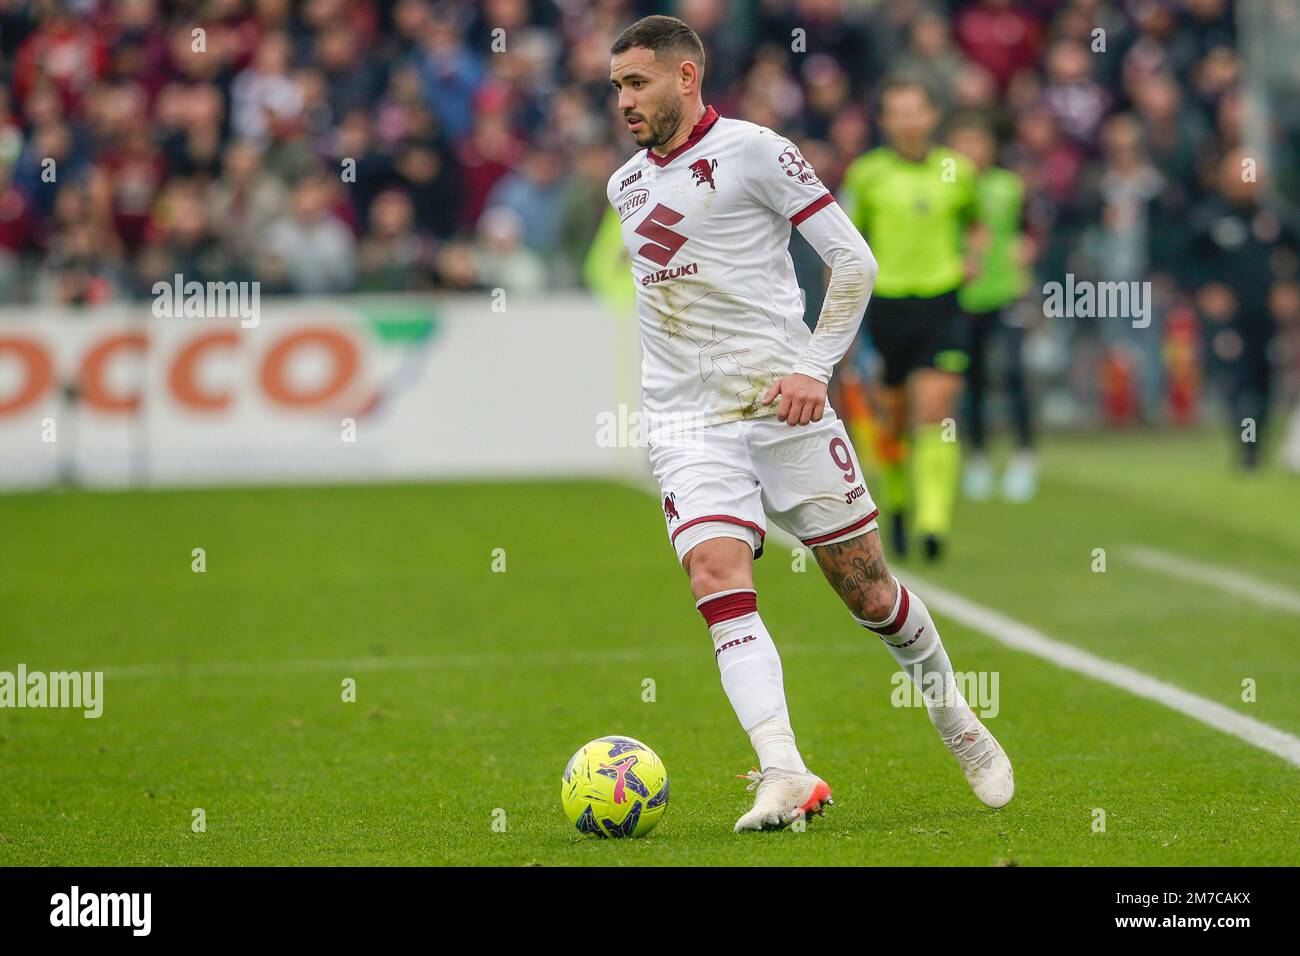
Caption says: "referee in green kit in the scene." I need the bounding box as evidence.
[839,76,978,561]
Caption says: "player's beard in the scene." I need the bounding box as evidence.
[630,96,684,149]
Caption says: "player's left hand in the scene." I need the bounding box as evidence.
[762,373,827,426]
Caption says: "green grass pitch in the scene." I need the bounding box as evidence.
[1,429,1297,865]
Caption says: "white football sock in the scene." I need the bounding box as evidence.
[855,576,973,736]
[698,589,808,773]
[747,716,807,775]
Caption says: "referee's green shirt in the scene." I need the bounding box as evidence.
[839,146,977,299]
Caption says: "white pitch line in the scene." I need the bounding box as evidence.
[1122,544,1300,616]
[756,522,1300,768]
[898,572,1300,768]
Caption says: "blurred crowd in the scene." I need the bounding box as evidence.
[1,0,1299,427]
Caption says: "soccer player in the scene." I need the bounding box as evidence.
[607,17,1013,831]
[839,77,978,560]
[945,112,1038,502]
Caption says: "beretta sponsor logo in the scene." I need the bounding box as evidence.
[618,187,649,221]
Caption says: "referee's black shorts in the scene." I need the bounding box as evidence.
[865,290,969,387]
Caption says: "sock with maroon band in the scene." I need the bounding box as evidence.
[854,577,974,736]
[698,588,808,773]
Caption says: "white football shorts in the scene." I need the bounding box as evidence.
[649,405,879,563]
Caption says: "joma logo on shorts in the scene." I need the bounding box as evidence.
[715,634,756,658]
[843,484,866,505]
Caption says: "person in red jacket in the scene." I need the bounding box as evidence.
[955,0,1044,93]
[11,4,109,114]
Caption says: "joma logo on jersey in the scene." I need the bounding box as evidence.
[641,263,698,286]
[634,203,688,266]
[689,158,718,190]
[715,634,756,658]
[619,170,642,191]
[618,187,648,221]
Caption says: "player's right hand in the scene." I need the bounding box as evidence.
[763,373,827,427]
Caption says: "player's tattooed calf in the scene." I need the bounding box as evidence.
[812,532,896,621]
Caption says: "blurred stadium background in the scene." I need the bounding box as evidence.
[0,0,1294,468]
[2,1,1299,866]
[1,0,1300,462]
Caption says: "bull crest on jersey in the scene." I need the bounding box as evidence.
[689,158,718,190]
[663,492,680,523]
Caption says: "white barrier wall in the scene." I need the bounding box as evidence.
[0,294,644,490]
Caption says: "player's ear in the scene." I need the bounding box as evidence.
[679,58,700,95]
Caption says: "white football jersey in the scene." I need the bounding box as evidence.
[607,106,835,430]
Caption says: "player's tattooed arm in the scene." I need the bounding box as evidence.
[813,531,897,622]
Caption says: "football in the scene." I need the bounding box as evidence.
[560,736,670,838]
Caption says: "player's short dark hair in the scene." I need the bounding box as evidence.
[875,73,938,111]
[611,15,706,75]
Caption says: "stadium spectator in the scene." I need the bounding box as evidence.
[159,82,228,182]
[454,106,523,233]
[11,1,107,113]
[1077,113,1166,423]
[484,144,567,258]
[231,31,303,146]
[1187,147,1299,468]
[434,238,482,291]
[392,128,461,241]
[472,205,545,294]
[37,173,123,306]
[262,173,357,294]
[357,187,430,291]
[208,139,288,274]
[1041,38,1110,149]
[893,9,966,109]
[314,22,385,119]
[418,2,486,142]
[556,137,617,288]
[954,0,1044,92]
[0,160,36,302]
[137,177,239,292]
